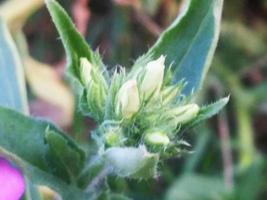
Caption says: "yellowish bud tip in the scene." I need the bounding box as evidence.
[173,104,200,124]
[145,132,170,146]
[104,128,123,146]
[140,55,166,99]
[80,57,93,86]
[116,79,140,119]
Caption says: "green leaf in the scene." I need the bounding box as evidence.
[45,0,105,83]
[0,19,28,113]
[234,155,264,200]
[188,96,229,129]
[249,82,267,104]
[165,174,230,200]
[45,130,85,184]
[103,146,159,179]
[0,106,90,200]
[110,193,133,200]
[45,0,108,118]
[133,0,224,95]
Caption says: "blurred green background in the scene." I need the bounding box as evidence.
[1,0,267,199]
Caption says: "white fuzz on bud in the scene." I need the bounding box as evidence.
[140,55,165,99]
[116,80,140,119]
[172,104,200,124]
[145,131,170,147]
[80,57,93,86]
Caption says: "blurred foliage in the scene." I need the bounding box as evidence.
[0,0,267,199]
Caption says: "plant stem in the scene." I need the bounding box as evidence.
[218,111,234,189]
[213,60,256,169]
[234,102,255,169]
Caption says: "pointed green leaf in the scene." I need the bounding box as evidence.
[45,0,104,82]
[133,0,224,95]
[235,155,264,200]
[45,0,108,117]
[0,19,28,113]
[197,96,229,121]
[165,174,230,200]
[187,96,229,129]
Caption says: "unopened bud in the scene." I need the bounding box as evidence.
[38,186,62,200]
[116,80,140,119]
[172,104,200,124]
[104,128,124,146]
[140,55,165,99]
[80,57,93,86]
[145,131,170,147]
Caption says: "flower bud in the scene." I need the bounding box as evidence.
[144,131,170,147]
[140,55,165,99]
[116,80,140,119]
[104,127,124,146]
[172,104,200,124]
[80,57,93,86]
[38,186,61,200]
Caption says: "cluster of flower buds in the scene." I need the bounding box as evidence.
[78,55,203,179]
[79,55,200,154]
[115,56,167,119]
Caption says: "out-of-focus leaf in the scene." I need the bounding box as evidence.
[141,0,161,16]
[0,0,44,31]
[0,106,90,200]
[249,82,267,104]
[165,174,230,200]
[216,22,267,73]
[132,0,224,95]
[234,156,264,200]
[110,193,132,200]
[25,57,75,127]
[0,19,28,113]
[183,130,211,173]
[23,179,42,200]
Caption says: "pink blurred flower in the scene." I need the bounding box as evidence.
[0,157,25,200]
